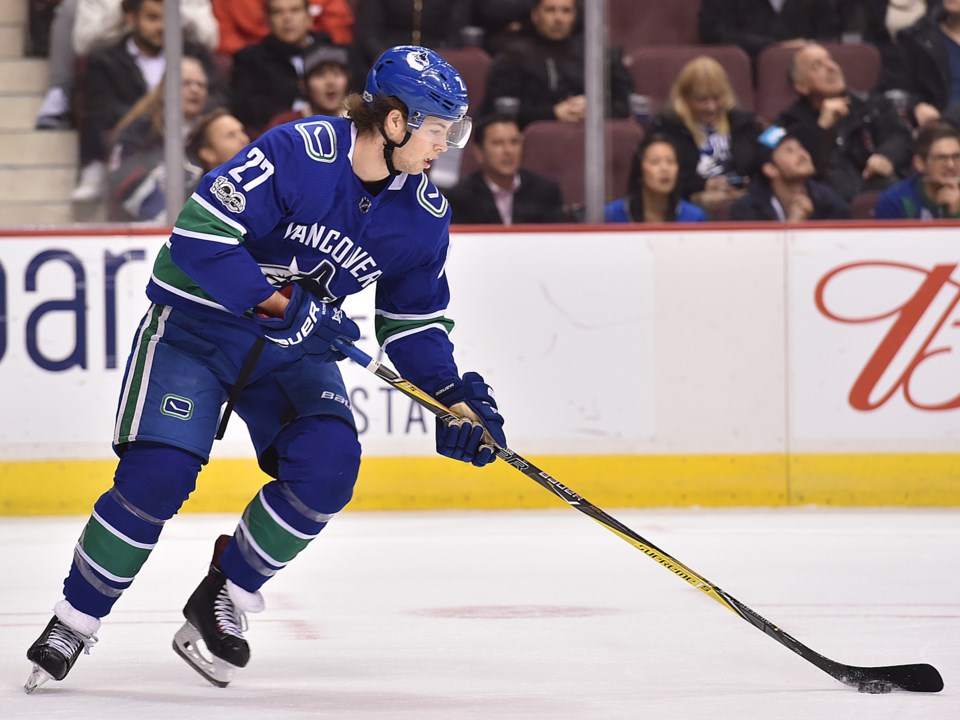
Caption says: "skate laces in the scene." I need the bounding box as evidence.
[214,584,247,638]
[48,620,98,657]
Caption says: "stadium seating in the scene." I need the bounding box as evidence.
[439,46,491,114]
[520,120,644,207]
[755,42,882,122]
[850,191,882,220]
[608,0,702,51]
[625,44,754,115]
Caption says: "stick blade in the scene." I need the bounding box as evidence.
[844,663,943,693]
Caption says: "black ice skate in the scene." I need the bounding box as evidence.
[24,600,100,694]
[173,534,264,687]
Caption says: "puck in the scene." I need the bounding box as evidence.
[858,680,894,694]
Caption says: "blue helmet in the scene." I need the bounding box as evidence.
[363,46,470,133]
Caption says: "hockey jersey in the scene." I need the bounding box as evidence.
[148,116,459,391]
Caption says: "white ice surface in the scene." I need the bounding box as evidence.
[1,508,957,719]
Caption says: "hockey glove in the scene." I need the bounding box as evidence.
[434,372,507,467]
[255,284,359,362]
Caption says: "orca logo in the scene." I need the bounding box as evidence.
[161,394,194,420]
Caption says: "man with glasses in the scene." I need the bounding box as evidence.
[25,45,507,693]
[875,121,960,219]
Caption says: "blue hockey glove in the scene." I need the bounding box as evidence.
[255,284,359,361]
[434,372,507,467]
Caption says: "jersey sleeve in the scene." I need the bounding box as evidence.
[163,126,306,316]
[375,219,460,394]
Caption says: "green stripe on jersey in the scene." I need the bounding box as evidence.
[375,314,455,347]
[151,245,221,306]
[242,493,314,564]
[175,196,245,240]
[79,515,153,580]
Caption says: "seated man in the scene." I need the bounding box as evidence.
[186,107,251,175]
[481,0,632,128]
[875,121,960,219]
[230,0,345,136]
[777,42,913,201]
[698,0,838,61]
[264,44,351,130]
[446,113,567,225]
[730,125,851,221]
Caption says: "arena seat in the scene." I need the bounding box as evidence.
[625,44,754,116]
[439,46,491,115]
[608,0,702,51]
[850,190,882,219]
[520,120,644,207]
[755,42,882,122]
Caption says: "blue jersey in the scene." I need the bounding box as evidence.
[148,116,459,391]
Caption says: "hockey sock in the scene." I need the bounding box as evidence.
[63,442,202,618]
[221,416,360,592]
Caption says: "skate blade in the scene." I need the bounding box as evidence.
[24,664,53,694]
[172,622,237,688]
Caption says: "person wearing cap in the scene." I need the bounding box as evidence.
[23,45,507,693]
[265,45,352,131]
[875,120,960,219]
[229,0,347,136]
[730,125,851,220]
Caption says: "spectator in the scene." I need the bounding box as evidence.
[230,0,343,136]
[835,1,931,90]
[264,44,351,130]
[648,56,763,214]
[186,108,251,175]
[106,56,212,221]
[481,0,632,128]
[730,125,851,220]
[896,0,960,127]
[35,0,218,130]
[605,134,708,223]
[778,42,913,201]
[212,0,354,55]
[468,0,534,56]
[72,0,220,203]
[355,0,471,66]
[875,120,960,217]
[698,0,839,61]
[446,113,566,224]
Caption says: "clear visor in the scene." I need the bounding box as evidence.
[409,115,473,149]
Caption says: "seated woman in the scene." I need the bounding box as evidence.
[648,56,762,214]
[605,134,708,223]
[107,56,214,222]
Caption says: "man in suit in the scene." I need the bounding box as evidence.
[446,113,567,224]
[74,0,217,202]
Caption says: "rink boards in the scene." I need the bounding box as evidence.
[1,223,959,513]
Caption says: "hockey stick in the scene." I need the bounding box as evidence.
[337,340,943,694]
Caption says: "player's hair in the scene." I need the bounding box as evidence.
[345,92,408,135]
[472,113,520,147]
[625,133,680,222]
[668,56,735,146]
[915,121,960,159]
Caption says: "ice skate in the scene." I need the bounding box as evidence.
[173,535,263,687]
[24,601,100,694]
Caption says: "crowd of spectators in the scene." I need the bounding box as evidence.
[24,0,960,224]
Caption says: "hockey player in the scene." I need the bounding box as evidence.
[25,45,507,692]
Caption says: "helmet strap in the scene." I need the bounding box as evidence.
[378,123,412,177]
